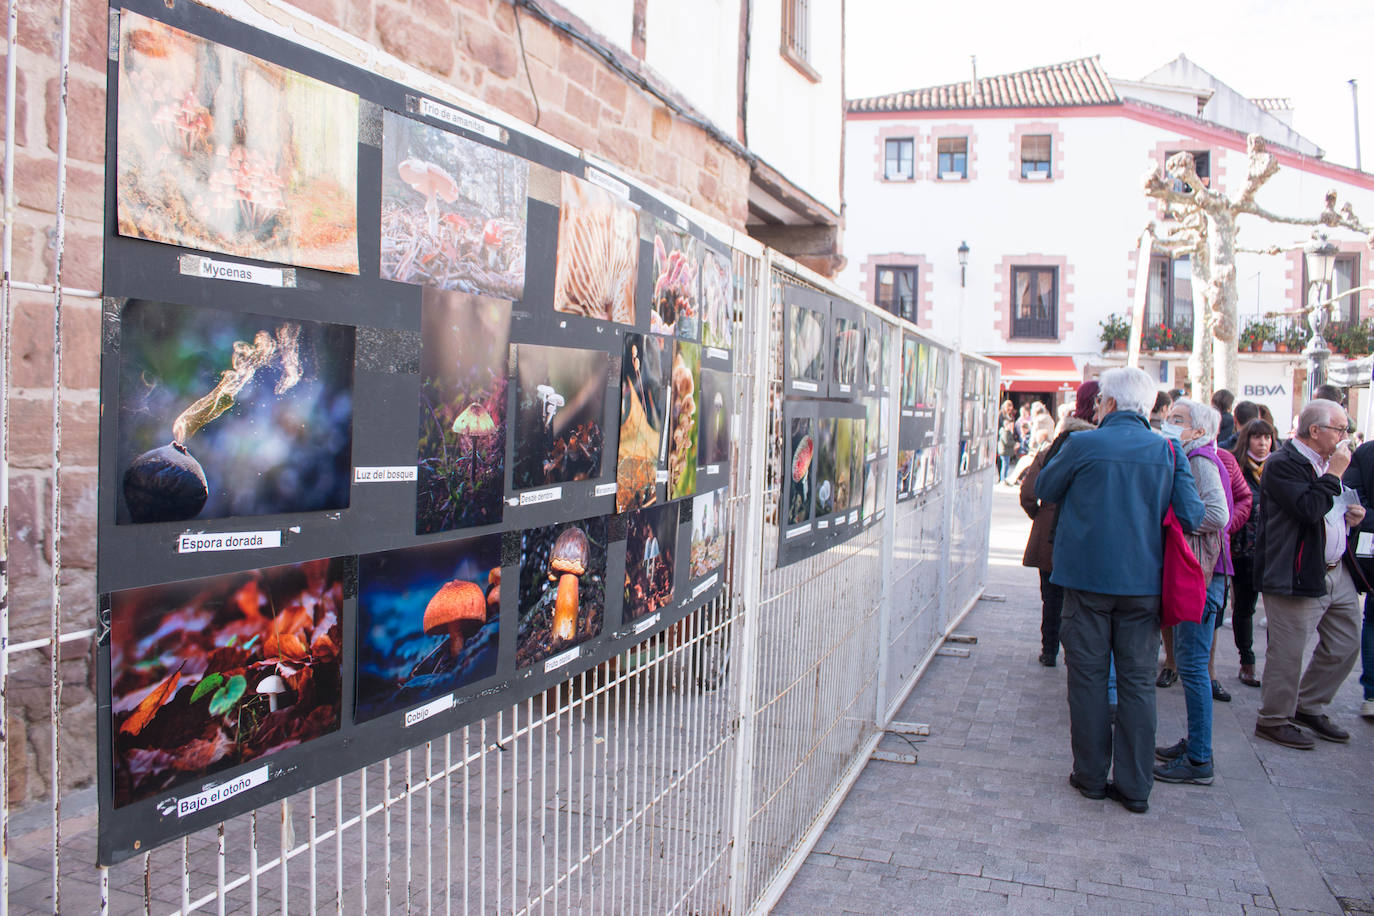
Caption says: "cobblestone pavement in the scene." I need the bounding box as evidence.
[775,487,1374,916]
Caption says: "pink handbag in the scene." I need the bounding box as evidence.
[1161,439,1206,627]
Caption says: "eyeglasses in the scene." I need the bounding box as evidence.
[1312,424,1348,434]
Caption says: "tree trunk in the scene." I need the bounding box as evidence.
[1209,210,1240,395]
[1189,232,1214,401]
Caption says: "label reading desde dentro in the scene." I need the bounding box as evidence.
[520,486,562,506]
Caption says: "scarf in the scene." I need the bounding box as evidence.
[1245,451,1265,480]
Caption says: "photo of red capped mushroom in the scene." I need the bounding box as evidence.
[115,10,360,273]
[356,535,502,724]
[787,416,815,526]
[380,111,528,300]
[517,518,608,668]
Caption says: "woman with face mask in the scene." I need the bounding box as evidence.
[1230,418,1276,687]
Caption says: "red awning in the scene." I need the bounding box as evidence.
[993,356,1082,392]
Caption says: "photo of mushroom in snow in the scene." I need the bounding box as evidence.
[511,344,609,490]
[115,10,359,273]
[552,173,640,325]
[110,558,344,807]
[814,417,838,517]
[833,317,863,390]
[623,503,679,622]
[697,368,731,468]
[787,416,815,526]
[650,218,701,338]
[379,111,528,299]
[517,518,607,667]
[788,304,826,384]
[355,535,501,724]
[700,247,733,351]
[691,486,727,578]
[616,333,670,513]
[667,341,701,500]
[116,299,353,525]
[416,291,509,534]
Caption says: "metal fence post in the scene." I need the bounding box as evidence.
[874,318,899,726]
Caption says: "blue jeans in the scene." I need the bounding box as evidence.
[999,455,1013,481]
[1173,574,1226,764]
[1362,592,1374,701]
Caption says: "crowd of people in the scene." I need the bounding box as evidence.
[1014,368,1373,813]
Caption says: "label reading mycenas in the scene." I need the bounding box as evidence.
[179,254,294,288]
[177,530,282,554]
[177,765,269,817]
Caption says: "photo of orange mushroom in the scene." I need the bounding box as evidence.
[356,535,502,724]
[115,10,360,273]
[517,518,607,668]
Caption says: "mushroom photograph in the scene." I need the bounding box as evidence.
[552,173,640,326]
[701,247,733,351]
[615,333,670,513]
[865,398,881,458]
[788,305,825,384]
[849,418,867,509]
[814,417,838,517]
[355,534,502,724]
[862,459,883,520]
[667,341,701,500]
[697,367,731,468]
[787,416,815,527]
[110,559,344,807]
[896,449,916,495]
[690,486,727,579]
[833,317,863,390]
[864,325,882,389]
[649,218,701,339]
[623,503,679,621]
[834,419,857,511]
[901,338,921,410]
[116,299,354,525]
[416,290,510,534]
[379,111,529,299]
[512,343,610,489]
[516,518,608,667]
[115,10,360,273]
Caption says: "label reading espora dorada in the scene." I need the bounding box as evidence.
[692,573,719,598]
[177,530,282,554]
[594,482,618,498]
[354,466,418,483]
[403,693,454,727]
[585,168,631,199]
[415,96,503,142]
[520,486,562,506]
[544,645,581,672]
[179,254,294,288]
[633,612,660,634]
[177,765,269,817]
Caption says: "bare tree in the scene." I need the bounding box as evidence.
[1142,134,1373,398]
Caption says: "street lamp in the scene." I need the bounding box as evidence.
[1303,231,1340,398]
[957,240,969,288]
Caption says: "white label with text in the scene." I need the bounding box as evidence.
[403,694,455,727]
[706,347,728,361]
[706,464,720,475]
[594,482,618,498]
[792,380,819,393]
[177,530,282,554]
[849,510,859,524]
[544,645,581,672]
[633,613,660,634]
[656,470,669,484]
[585,168,631,199]
[416,97,503,141]
[692,573,719,598]
[520,486,563,506]
[178,765,269,817]
[786,523,811,538]
[180,255,292,288]
[817,519,829,529]
[355,465,418,483]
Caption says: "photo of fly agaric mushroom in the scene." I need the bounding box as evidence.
[667,341,701,500]
[379,111,529,299]
[649,217,701,339]
[416,290,510,534]
[624,503,679,621]
[517,517,607,667]
[615,333,670,513]
[115,10,359,273]
[552,173,640,325]
[833,317,863,390]
[690,486,727,578]
[109,559,343,807]
[116,299,353,525]
[701,247,733,351]
[355,534,501,723]
[511,343,609,490]
[787,416,815,527]
[788,304,826,384]
[697,367,731,468]
[814,417,838,516]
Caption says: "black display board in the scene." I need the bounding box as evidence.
[96,1,729,863]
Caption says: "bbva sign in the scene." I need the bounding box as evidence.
[1243,384,1287,397]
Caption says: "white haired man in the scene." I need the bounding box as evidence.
[1253,399,1369,749]
[1036,367,1205,814]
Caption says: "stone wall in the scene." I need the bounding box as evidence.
[2,0,754,803]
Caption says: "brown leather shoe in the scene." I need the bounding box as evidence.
[1239,666,1261,688]
[1254,722,1315,750]
[1292,711,1350,743]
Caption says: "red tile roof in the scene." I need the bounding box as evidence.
[848,57,1118,113]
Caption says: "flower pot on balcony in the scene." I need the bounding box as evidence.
[1249,342,1263,352]
[1276,342,1289,353]
[1111,339,1126,352]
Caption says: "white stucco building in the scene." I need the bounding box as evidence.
[841,55,1374,430]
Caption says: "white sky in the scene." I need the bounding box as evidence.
[845,0,1374,170]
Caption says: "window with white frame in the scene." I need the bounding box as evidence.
[1020,134,1051,179]
[884,138,914,180]
[937,137,968,179]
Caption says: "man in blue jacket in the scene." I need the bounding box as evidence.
[1037,367,1204,814]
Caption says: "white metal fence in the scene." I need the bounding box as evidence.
[0,2,994,911]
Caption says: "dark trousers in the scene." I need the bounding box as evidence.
[1060,588,1161,802]
[1039,570,1063,659]
[1231,556,1259,667]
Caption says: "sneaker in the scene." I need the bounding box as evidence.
[1361,699,1374,719]
[1211,679,1232,702]
[1254,722,1315,750]
[1156,667,1178,688]
[1154,738,1187,762]
[1153,755,1214,785]
[1291,711,1350,743]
